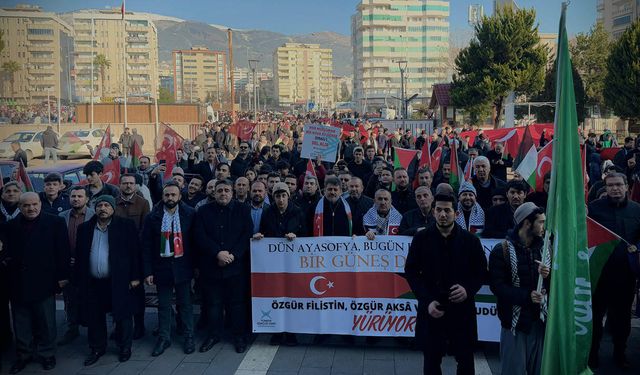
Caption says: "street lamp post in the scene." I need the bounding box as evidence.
[248,59,259,121]
[396,60,407,119]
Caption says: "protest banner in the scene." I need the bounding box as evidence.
[251,236,501,342]
[300,124,342,162]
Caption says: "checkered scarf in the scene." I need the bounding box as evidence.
[363,206,403,235]
[455,202,485,234]
[160,207,183,258]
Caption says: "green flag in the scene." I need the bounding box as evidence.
[541,4,592,375]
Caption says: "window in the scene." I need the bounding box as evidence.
[613,15,631,27]
[27,28,53,35]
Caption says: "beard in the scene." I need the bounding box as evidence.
[164,200,179,209]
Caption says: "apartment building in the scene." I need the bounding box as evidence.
[351,0,450,112]
[597,0,639,39]
[0,4,73,104]
[173,46,227,103]
[69,8,158,103]
[273,43,333,109]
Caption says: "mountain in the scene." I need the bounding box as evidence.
[155,20,353,76]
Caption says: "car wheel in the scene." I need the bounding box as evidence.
[26,149,33,160]
[60,155,68,160]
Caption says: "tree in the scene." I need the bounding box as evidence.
[2,61,21,99]
[531,58,586,123]
[570,22,611,114]
[93,54,111,99]
[450,6,548,128]
[158,87,174,104]
[604,20,640,133]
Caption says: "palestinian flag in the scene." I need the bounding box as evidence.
[514,127,538,188]
[17,160,33,192]
[448,139,463,192]
[514,126,535,169]
[130,139,143,169]
[393,147,418,170]
[587,217,622,288]
[418,138,432,169]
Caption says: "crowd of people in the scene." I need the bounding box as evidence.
[1,113,639,374]
[0,103,76,125]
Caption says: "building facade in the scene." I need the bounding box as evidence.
[273,43,333,109]
[173,46,227,103]
[597,0,639,39]
[0,4,74,104]
[69,8,158,103]
[351,0,450,114]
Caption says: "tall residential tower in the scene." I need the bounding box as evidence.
[351,0,450,113]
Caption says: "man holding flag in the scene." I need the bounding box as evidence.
[587,172,640,369]
[540,4,596,374]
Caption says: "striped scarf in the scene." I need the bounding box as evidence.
[363,206,403,235]
[160,207,183,258]
[505,240,521,335]
[313,196,352,236]
[455,202,485,235]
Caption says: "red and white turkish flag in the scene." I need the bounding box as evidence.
[252,272,411,299]
[231,119,257,141]
[535,140,553,192]
[155,123,184,179]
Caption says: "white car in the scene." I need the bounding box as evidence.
[0,130,49,161]
[58,128,107,159]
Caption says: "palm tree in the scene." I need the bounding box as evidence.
[93,54,111,99]
[2,61,21,99]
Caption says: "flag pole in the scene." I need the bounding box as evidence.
[122,0,128,131]
[90,16,94,129]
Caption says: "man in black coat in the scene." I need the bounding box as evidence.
[486,143,513,182]
[399,186,435,235]
[75,195,141,366]
[188,146,218,183]
[3,192,70,374]
[308,176,353,236]
[489,203,549,375]
[587,173,640,369]
[404,192,488,375]
[345,177,374,236]
[142,182,196,357]
[194,179,253,354]
[471,156,507,212]
[391,167,418,214]
[253,182,306,347]
[483,180,527,239]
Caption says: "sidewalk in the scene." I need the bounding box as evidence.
[1,311,638,374]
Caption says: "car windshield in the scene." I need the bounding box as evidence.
[4,133,35,143]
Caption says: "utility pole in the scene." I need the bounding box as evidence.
[248,59,258,121]
[228,29,235,119]
[396,59,408,129]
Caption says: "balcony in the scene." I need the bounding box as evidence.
[27,33,54,41]
[126,36,148,42]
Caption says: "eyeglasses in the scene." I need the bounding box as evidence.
[239,146,248,149]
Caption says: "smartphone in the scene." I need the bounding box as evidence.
[158,159,166,165]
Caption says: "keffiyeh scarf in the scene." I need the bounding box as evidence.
[363,206,403,235]
[160,208,183,258]
[455,202,485,234]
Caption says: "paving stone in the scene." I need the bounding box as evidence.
[109,360,151,375]
[362,359,395,375]
[299,367,332,375]
[301,347,335,368]
[332,347,364,374]
[268,346,306,372]
[171,361,209,375]
[364,347,394,361]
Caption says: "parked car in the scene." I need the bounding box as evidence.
[27,163,86,192]
[58,128,106,159]
[0,130,55,161]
